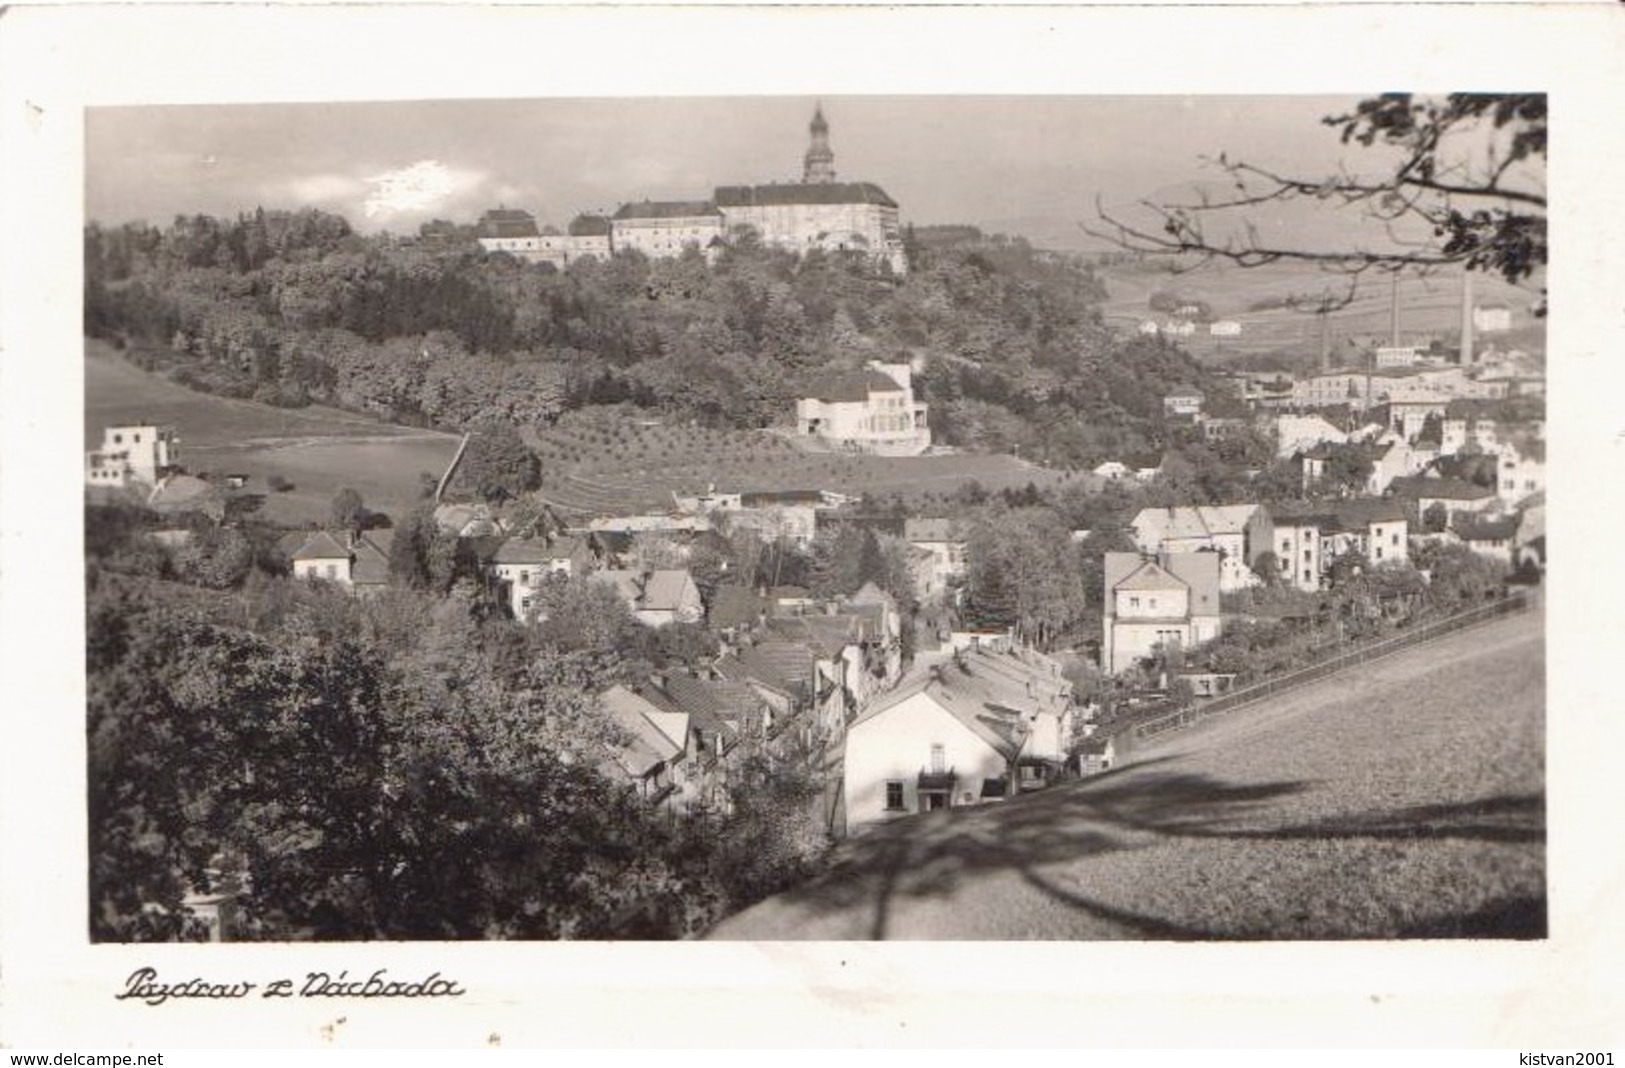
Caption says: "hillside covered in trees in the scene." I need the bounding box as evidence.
[85,210,1236,469]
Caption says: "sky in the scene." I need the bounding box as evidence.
[85,95,1505,253]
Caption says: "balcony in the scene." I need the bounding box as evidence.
[917,767,956,791]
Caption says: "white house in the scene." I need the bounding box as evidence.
[86,423,180,488]
[1101,552,1222,676]
[903,517,968,601]
[1209,320,1242,337]
[486,536,590,619]
[795,361,930,456]
[841,645,1072,835]
[1473,303,1513,334]
[1268,499,1410,591]
[1162,391,1204,418]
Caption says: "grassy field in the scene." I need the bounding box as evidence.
[710,606,1545,940]
[86,340,461,525]
[1095,259,1547,365]
[532,410,1073,516]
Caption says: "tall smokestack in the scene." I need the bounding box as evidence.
[1459,270,1474,365]
[1390,273,1401,347]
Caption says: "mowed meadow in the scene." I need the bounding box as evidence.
[86,339,461,525]
[1094,259,1546,365]
[87,338,1071,525]
[531,408,1074,517]
[712,606,1545,940]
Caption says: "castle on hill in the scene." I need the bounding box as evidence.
[477,105,908,275]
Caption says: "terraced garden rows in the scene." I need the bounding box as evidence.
[531,416,1072,517]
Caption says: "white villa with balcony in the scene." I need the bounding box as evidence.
[795,362,929,456]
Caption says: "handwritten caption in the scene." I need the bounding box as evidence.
[117,966,466,1006]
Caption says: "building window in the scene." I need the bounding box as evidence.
[1128,596,1140,609]
[1375,547,1383,560]
[113,434,122,444]
[1392,534,1400,546]
[884,781,905,811]
[1303,549,1312,562]
[930,744,946,773]
[325,564,337,579]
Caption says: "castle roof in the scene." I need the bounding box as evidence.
[568,213,612,237]
[714,182,898,209]
[612,200,722,221]
[478,208,539,239]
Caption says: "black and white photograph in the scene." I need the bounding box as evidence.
[3,2,1622,1050]
[78,88,1548,943]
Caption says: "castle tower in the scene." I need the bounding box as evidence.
[803,103,836,184]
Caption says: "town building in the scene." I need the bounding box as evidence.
[86,423,180,488]
[281,529,393,594]
[595,569,705,628]
[610,200,726,260]
[1473,303,1513,334]
[484,535,592,619]
[476,105,907,275]
[841,645,1072,835]
[903,517,968,601]
[1389,475,1501,520]
[1267,499,1410,592]
[1162,390,1204,418]
[795,362,930,455]
[1101,551,1222,676]
[1127,505,1270,592]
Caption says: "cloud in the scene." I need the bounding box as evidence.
[362,159,484,219]
[287,173,365,205]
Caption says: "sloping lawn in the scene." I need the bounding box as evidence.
[710,608,1544,940]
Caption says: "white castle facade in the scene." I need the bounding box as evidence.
[477,106,907,275]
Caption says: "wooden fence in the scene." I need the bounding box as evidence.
[1120,591,1533,751]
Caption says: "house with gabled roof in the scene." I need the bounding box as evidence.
[484,535,591,619]
[595,569,704,628]
[1389,475,1501,519]
[1102,552,1222,676]
[904,517,968,601]
[1128,504,1270,592]
[597,685,691,809]
[841,645,1073,835]
[289,531,355,585]
[795,361,929,456]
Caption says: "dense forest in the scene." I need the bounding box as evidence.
[84,209,1237,468]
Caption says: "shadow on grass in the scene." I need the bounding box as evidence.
[714,760,1546,941]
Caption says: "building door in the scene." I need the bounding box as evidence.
[924,792,947,812]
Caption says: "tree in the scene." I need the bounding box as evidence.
[330,487,366,533]
[454,417,541,502]
[1090,94,1547,312]
[1423,501,1450,534]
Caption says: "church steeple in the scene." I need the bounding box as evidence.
[803,102,836,184]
